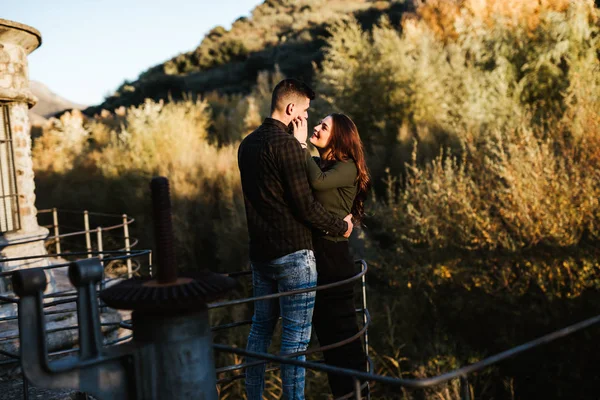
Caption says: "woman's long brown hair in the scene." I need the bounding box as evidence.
[322,113,371,225]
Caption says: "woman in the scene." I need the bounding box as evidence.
[294,113,371,398]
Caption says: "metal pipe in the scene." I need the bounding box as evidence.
[52,208,61,254]
[150,177,177,284]
[97,227,105,312]
[6,105,20,231]
[96,228,103,261]
[22,373,29,400]
[460,376,471,400]
[0,106,11,232]
[209,261,367,309]
[0,249,149,269]
[68,259,104,360]
[215,311,600,389]
[216,310,371,375]
[132,309,218,399]
[0,211,137,248]
[122,214,132,278]
[84,211,92,258]
[360,260,371,399]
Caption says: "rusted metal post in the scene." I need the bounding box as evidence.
[101,177,236,399]
[14,176,237,400]
[122,214,132,278]
[52,208,61,254]
[84,211,92,258]
[150,179,177,285]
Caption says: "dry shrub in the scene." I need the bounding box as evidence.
[33,97,247,272]
[205,67,285,145]
[316,1,600,300]
[415,0,575,40]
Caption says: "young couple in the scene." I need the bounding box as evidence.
[238,79,371,399]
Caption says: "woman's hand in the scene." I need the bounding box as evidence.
[292,116,308,147]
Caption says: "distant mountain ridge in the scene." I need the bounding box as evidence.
[87,0,412,115]
[29,80,86,125]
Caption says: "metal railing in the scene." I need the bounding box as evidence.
[0,251,149,400]
[208,258,600,400]
[211,260,371,391]
[37,209,139,278]
[0,209,151,399]
[3,209,600,399]
[215,311,600,399]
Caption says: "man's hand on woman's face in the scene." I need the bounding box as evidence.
[292,116,308,146]
[343,214,354,238]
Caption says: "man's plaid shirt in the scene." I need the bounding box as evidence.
[238,118,348,262]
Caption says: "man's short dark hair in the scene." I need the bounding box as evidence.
[270,79,315,113]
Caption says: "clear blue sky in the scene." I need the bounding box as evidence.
[3,0,263,106]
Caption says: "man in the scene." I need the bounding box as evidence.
[238,78,353,400]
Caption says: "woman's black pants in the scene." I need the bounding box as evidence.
[312,236,368,398]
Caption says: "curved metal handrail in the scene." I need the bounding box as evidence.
[211,260,371,392]
[0,250,149,278]
[215,309,371,376]
[0,322,123,343]
[4,209,135,248]
[113,261,371,386]
[8,246,597,398]
[215,311,600,395]
[0,249,150,368]
[208,260,368,310]
[207,257,600,399]
[0,209,145,392]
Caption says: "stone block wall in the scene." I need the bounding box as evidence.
[9,102,38,232]
[0,42,28,95]
[0,20,52,317]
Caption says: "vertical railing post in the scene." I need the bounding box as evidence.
[460,375,471,400]
[97,227,106,312]
[22,372,29,400]
[84,210,92,258]
[361,265,370,366]
[354,378,361,400]
[52,208,61,254]
[361,261,371,399]
[96,227,104,261]
[123,214,132,278]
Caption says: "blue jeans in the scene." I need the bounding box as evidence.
[245,249,317,400]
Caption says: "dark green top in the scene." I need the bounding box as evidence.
[304,151,358,242]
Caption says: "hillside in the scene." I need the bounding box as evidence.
[86,0,411,115]
[29,80,86,124]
